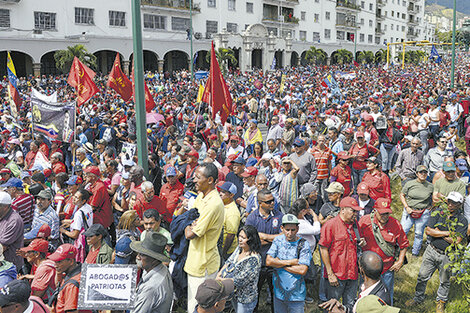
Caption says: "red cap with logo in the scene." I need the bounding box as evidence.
[37,224,51,239]
[20,239,49,254]
[188,150,199,159]
[374,198,392,213]
[84,166,100,177]
[48,244,77,262]
[356,131,365,138]
[357,183,370,195]
[340,197,362,211]
[241,167,258,178]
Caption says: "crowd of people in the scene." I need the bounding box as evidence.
[0,54,469,313]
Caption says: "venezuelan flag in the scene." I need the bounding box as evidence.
[6,52,22,114]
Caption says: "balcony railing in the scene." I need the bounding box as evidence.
[376,13,385,20]
[141,0,201,12]
[377,0,386,7]
[336,0,361,11]
[262,15,299,24]
[407,5,418,14]
[408,18,418,25]
[375,27,385,35]
[336,21,358,28]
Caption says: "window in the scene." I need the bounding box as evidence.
[336,31,345,40]
[300,30,306,41]
[208,0,216,8]
[325,11,330,20]
[0,9,10,28]
[360,33,365,42]
[301,11,306,21]
[314,13,319,23]
[361,1,365,9]
[403,1,406,6]
[206,20,218,35]
[397,12,400,18]
[267,27,278,36]
[402,25,405,31]
[368,34,373,43]
[384,24,387,31]
[397,0,400,4]
[391,11,394,17]
[75,7,94,25]
[391,24,394,30]
[34,12,56,30]
[324,28,331,39]
[109,11,125,27]
[172,17,189,31]
[227,22,238,33]
[228,0,236,11]
[369,3,373,10]
[360,18,364,25]
[246,2,253,13]
[315,0,319,2]
[312,32,320,41]
[143,14,166,30]
[369,20,372,27]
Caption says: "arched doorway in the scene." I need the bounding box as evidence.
[0,51,33,77]
[274,50,283,69]
[252,49,262,70]
[290,51,299,67]
[194,50,209,71]
[129,50,159,72]
[40,51,60,76]
[300,51,308,66]
[93,50,124,74]
[231,47,240,70]
[164,50,189,72]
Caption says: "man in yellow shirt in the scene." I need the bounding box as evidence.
[184,163,225,312]
[218,181,241,261]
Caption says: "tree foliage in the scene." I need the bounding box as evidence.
[54,44,97,73]
[205,47,237,76]
[305,46,327,65]
[357,51,375,64]
[332,49,353,65]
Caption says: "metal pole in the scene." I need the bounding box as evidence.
[190,0,194,80]
[386,43,390,65]
[131,0,149,177]
[402,42,406,69]
[354,22,357,61]
[450,0,456,88]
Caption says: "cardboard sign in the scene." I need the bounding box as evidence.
[78,264,138,310]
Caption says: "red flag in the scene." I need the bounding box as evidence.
[353,60,359,67]
[107,54,132,102]
[131,58,156,113]
[67,57,99,106]
[202,42,233,125]
[321,80,328,88]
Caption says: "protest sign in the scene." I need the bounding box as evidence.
[78,264,138,310]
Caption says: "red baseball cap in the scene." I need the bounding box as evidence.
[374,198,392,214]
[340,197,362,211]
[48,244,77,262]
[364,114,374,122]
[344,128,354,134]
[188,150,199,159]
[0,168,11,174]
[241,167,258,178]
[84,166,100,177]
[20,239,49,254]
[37,224,51,239]
[356,131,365,138]
[337,151,350,160]
[357,183,370,195]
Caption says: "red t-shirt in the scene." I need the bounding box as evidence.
[366,126,379,146]
[56,272,92,313]
[85,248,100,264]
[52,162,67,174]
[361,171,391,200]
[12,194,34,224]
[349,143,379,170]
[319,215,359,280]
[159,181,184,219]
[330,165,352,196]
[88,180,113,228]
[439,110,451,128]
[358,214,409,273]
[134,196,168,222]
[31,260,56,302]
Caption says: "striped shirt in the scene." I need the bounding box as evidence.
[12,194,34,224]
[25,206,60,240]
[311,147,332,180]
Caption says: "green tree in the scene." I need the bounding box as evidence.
[375,49,386,63]
[333,49,353,65]
[356,51,374,64]
[206,47,237,76]
[54,44,97,73]
[305,46,327,65]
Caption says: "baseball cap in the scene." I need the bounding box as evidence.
[325,182,345,194]
[337,151,350,160]
[188,150,199,159]
[37,224,51,239]
[374,198,392,214]
[84,165,101,177]
[231,156,246,165]
[443,161,456,172]
[447,191,464,203]
[0,280,32,307]
[166,167,177,177]
[0,192,12,205]
[30,164,44,172]
[20,171,31,179]
[344,128,354,134]
[250,119,258,125]
[364,114,374,121]
[241,167,258,178]
[178,146,191,156]
[37,189,52,200]
[0,168,11,175]
[196,279,234,309]
[356,131,365,138]
[0,178,23,188]
[293,138,305,147]
[218,181,238,195]
[357,182,370,195]
[340,196,362,211]
[19,239,49,254]
[455,159,468,171]
[84,224,108,238]
[282,214,300,225]
[115,236,133,264]
[416,165,428,173]
[356,295,400,313]
[48,244,77,262]
[66,175,83,185]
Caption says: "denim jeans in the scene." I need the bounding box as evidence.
[413,245,451,303]
[273,297,304,313]
[380,144,396,172]
[401,209,431,255]
[352,168,367,192]
[327,279,358,310]
[418,130,429,154]
[234,300,257,313]
[381,271,395,306]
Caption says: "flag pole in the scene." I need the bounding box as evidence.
[450,0,457,88]
[131,0,149,177]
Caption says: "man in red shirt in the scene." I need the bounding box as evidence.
[84,166,112,230]
[319,197,363,311]
[358,198,408,305]
[50,152,66,175]
[438,102,451,130]
[134,181,167,223]
[25,141,40,170]
[349,131,379,193]
[159,167,184,220]
[364,115,379,147]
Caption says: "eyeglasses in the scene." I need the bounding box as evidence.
[259,199,274,205]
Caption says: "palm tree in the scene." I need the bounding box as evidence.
[205,47,237,76]
[363,51,375,64]
[54,44,97,73]
[333,49,353,65]
[375,49,386,63]
[305,46,327,65]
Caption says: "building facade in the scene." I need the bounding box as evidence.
[0,0,434,76]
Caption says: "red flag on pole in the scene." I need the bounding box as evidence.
[353,60,360,67]
[107,54,132,102]
[67,57,99,106]
[202,42,233,125]
[131,58,156,113]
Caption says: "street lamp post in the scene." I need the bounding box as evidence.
[190,0,194,81]
[450,0,456,88]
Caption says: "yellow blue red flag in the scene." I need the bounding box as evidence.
[6,52,22,115]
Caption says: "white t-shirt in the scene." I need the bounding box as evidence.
[70,204,93,231]
[429,108,440,126]
[418,113,429,131]
[298,218,321,251]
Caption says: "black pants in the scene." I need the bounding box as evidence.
[254,266,274,313]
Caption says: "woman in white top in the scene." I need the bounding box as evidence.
[428,101,441,142]
[292,198,321,252]
[417,106,431,153]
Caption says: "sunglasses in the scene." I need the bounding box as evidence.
[260,199,274,205]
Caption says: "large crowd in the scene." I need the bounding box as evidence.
[0,54,469,313]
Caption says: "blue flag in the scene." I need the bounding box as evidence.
[271,56,276,70]
[430,45,442,64]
